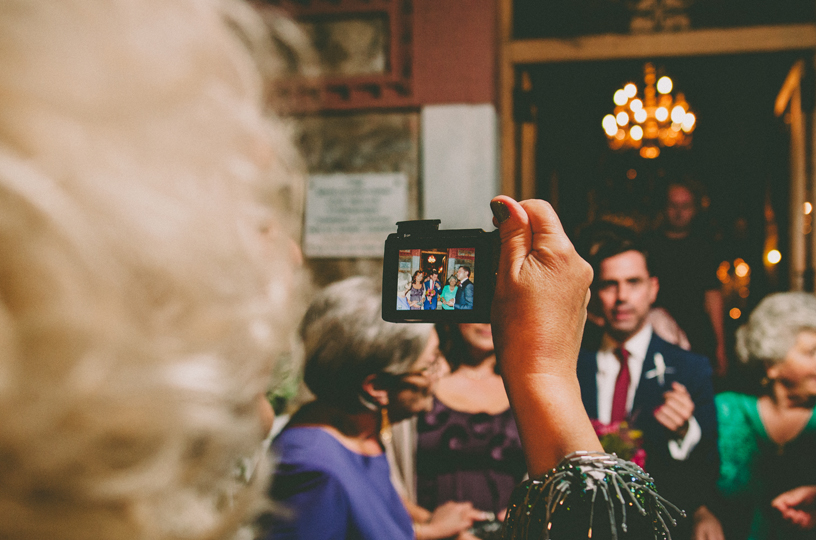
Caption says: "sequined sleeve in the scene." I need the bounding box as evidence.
[503,452,684,540]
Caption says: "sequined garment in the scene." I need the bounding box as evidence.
[503,452,683,540]
[716,392,816,540]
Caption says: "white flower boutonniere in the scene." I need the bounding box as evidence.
[644,352,675,386]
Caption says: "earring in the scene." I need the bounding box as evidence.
[380,407,392,444]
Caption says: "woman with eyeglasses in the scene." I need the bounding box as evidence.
[267,277,485,540]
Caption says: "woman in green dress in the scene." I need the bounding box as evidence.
[716,292,816,540]
[439,275,458,310]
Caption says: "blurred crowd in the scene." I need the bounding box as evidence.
[1,2,814,540]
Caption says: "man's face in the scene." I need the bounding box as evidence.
[596,250,659,342]
[457,267,468,281]
[665,185,696,233]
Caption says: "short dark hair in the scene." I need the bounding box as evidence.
[585,230,652,285]
[458,266,471,277]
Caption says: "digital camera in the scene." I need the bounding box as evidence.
[381,220,499,323]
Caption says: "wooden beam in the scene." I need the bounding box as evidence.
[790,85,807,291]
[775,59,805,117]
[508,24,816,64]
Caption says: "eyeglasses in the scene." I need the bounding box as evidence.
[393,353,444,380]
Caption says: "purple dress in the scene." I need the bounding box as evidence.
[268,427,413,540]
[416,397,526,515]
[407,286,423,310]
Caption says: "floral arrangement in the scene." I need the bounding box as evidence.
[591,419,647,469]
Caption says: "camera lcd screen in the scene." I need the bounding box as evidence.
[395,248,476,312]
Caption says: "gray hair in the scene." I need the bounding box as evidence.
[735,292,816,364]
[0,1,304,539]
[301,277,433,410]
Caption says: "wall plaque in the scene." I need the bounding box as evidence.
[304,172,407,257]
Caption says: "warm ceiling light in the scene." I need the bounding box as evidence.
[655,107,669,122]
[766,250,782,264]
[603,63,695,158]
[682,113,696,132]
[603,115,618,136]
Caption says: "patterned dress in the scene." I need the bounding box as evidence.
[416,397,526,515]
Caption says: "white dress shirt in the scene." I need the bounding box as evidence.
[596,324,701,460]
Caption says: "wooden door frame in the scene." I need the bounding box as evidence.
[498,2,816,199]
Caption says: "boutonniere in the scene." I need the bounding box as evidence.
[644,352,675,386]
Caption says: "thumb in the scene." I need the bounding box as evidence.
[490,196,530,279]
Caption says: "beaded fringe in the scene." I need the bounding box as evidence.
[503,451,684,540]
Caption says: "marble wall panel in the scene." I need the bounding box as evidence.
[295,112,420,286]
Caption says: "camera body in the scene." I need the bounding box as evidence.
[381,220,499,323]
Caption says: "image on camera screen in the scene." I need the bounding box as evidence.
[396,248,475,311]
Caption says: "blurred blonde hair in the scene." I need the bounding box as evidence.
[0,1,303,539]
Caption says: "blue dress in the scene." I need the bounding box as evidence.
[267,427,414,540]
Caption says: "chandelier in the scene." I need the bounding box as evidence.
[602,63,696,159]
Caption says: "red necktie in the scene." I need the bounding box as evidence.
[610,346,631,423]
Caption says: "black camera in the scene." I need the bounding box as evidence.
[381,220,499,323]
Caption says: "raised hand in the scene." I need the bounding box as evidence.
[655,382,695,437]
[489,196,601,476]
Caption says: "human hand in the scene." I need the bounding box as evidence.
[655,382,695,437]
[772,485,816,530]
[489,197,592,380]
[488,197,600,476]
[692,505,724,540]
[419,501,486,540]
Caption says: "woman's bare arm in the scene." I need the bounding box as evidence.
[489,196,602,478]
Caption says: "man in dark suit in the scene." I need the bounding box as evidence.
[577,235,721,540]
[453,266,473,310]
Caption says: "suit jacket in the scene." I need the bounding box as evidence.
[577,332,719,522]
[454,279,473,309]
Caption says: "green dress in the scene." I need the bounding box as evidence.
[716,392,816,540]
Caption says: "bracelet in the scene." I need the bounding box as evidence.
[503,451,684,540]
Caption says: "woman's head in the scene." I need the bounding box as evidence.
[736,293,816,399]
[412,270,424,285]
[448,275,458,287]
[301,277,435,413]
[436,322,495,370]
[0,1,303,538]
[736,292,816,365]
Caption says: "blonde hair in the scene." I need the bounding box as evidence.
[0,1,303,539]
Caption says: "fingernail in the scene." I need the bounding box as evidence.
[490,200,510,223]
